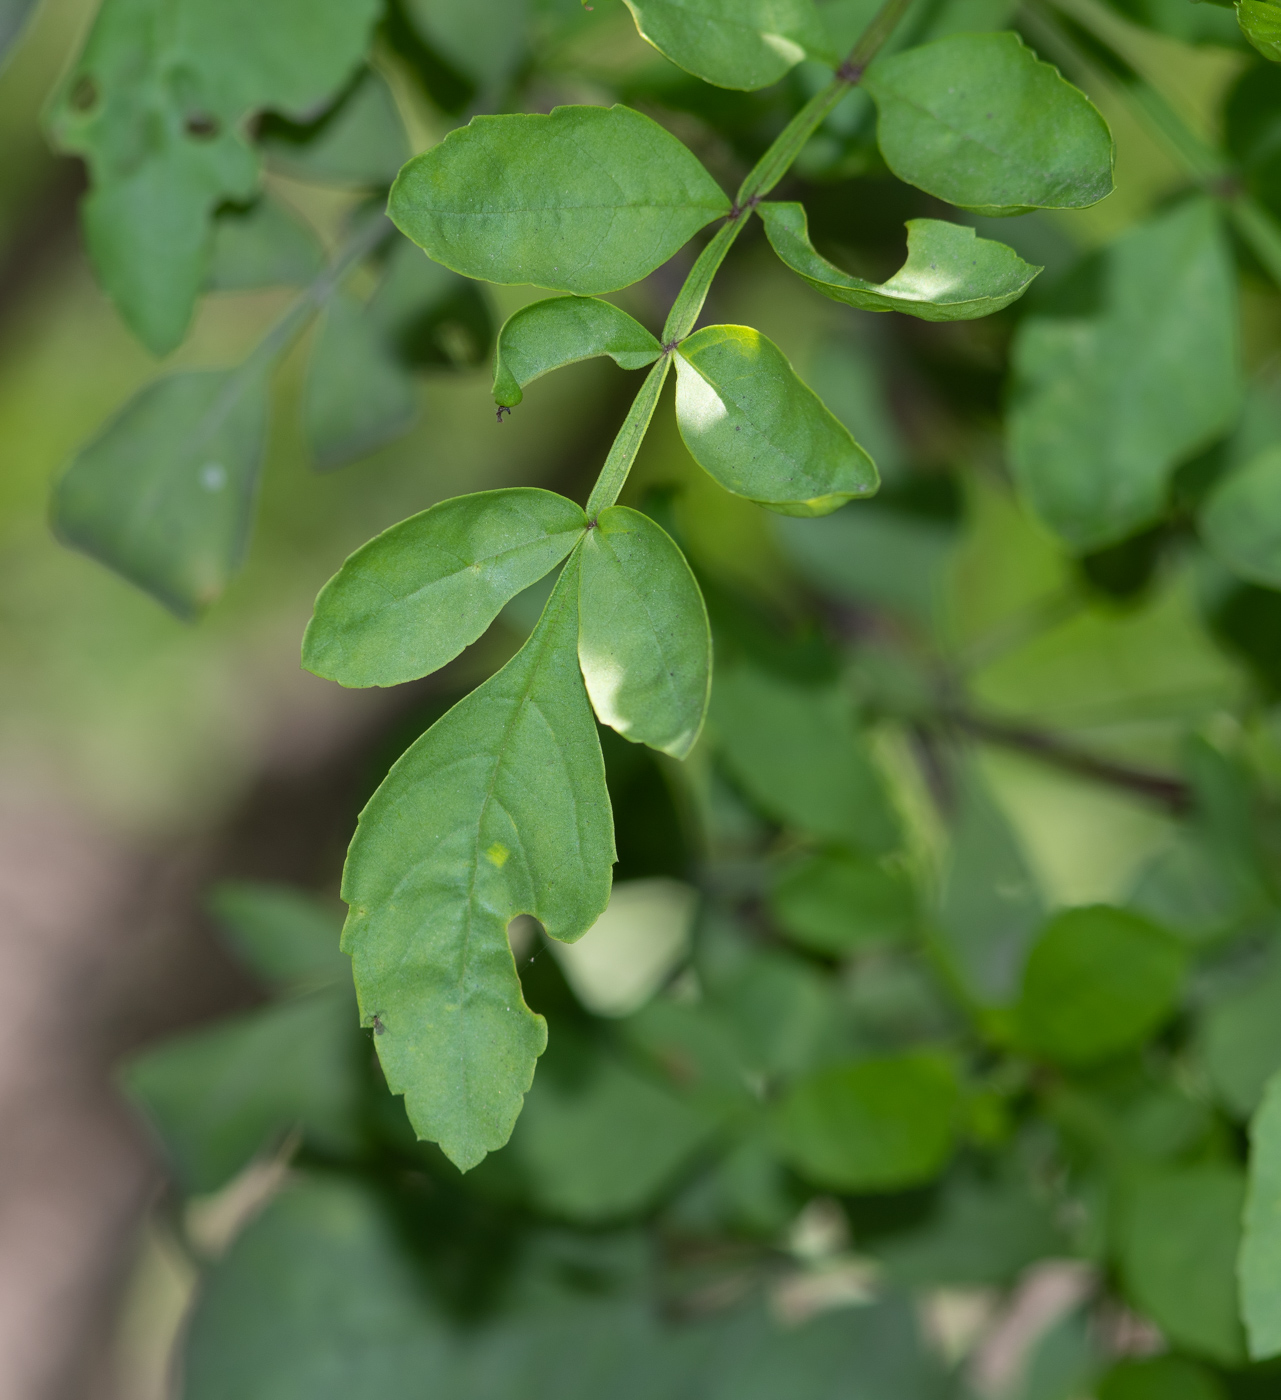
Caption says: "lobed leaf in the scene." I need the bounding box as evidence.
[761,203,1041,320]
[674,324,878,516]
[1241,1071,1281,1360]
[621,0,833,91]
[863,32,1115,216]
[578,506,711,759]
[52,368,268,618]
[389,105,730,296]
[340,553,615,1170]
[304,488,586,688]
[1201,444,1281,588]
[1010,198,1241,550]
[493,297,662,408]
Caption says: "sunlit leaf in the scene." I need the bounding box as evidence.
[578,506,711,759]
[340,555,615,1169]
[863,31,1114,215]
[493,298,662,408]
[1241,1070,1281,1360]
[304,488,586,688]
[621,0,833,90]
[762,203,1041,320]
[52,368,269,618]
[389,105,730,295]
[674,324,878,516]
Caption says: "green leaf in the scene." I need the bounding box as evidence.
[46,0,380,353]
[511,1048,717,1222]
[718,951,843,1080]
[1016,906,1186,1067]
[863,31,1114,215]
[207,881,347,991]
[1242,1070,1281,1359]
[340,553,615,1169]
[51,368,269,618]
[1010,199,1241,550]
[1098,1356,1227,1400]
[774,1052,960,1191]
[184,1176,453,1397]
[304,488,587,688]
[206,195,324,292]
[404,0,528,87]
[620,0,833,91]
[122,988,362,1194]
[709,661,900,853]
[368,236,495,370]
[674,324,878,516]
[578,506,711,759]
[769,849,916,955]
[1202,956,1281,1119]
[262,69,409,188]
[1118,1166,1247,1366]
[1240,0,1281,62]
[389,105,730,296]
[761,204,1041,320]
[493,297,662,408]
[1202,445,1281,588]
[303,290,417,472]
[0,0,36,65]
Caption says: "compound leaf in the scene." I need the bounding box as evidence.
[674,324,878,516]
[1010,198,1241,550]
[1016,906,1186,1067]
[762,203,1041,320]
[390,105,729,295]
[578,506,711,759]
[52,368,269,618]
[621,0,833,91]
[340,553,615,1170]
[1242,1071,1281,1360]
[304,488,587,688]
[1201,444,1281,588]
[774,1052,960,1191]
[46,0,380,352]
[863,31,1114,215]
[493,298,662,408]
[206,195,324,292]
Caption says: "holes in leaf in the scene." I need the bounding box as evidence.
[70,75,98,113]
[185,112,220,140]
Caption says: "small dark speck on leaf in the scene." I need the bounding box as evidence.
[372,1016,386,1035]
[496,405,511,423]
[185,112,220,139]
[71,75,98,112]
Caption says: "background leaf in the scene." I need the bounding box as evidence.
[578,506,711,759]
[340,555,615,1169]
[675,324,878,516]
[1241,1070,1281,1359]
[205,195,325,292]
[1201,443,1281,587]
[762,204,1041,320]
[208,880,347,991]
[770,849,916,955]
[1201,953,1281,1117]
[51,368,269,618]
[304,488,586,688]
[864,31,1114,215]
[390,105,730,295]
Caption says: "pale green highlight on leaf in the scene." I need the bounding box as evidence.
[674,324,878,516]
[340,554,615,1169]
[493,297,662,408]
[1202,445,1281,589]
[761,203,1041,320]
[389,105,729,296]
[621,0,833,91]
[52,368,268,619]
[578,506,711,759]
[303,488,587,688]
[1239,0,1281,62]
[1241,1071,1281,1359]
[864,31,1114,216]
[775,1052,960,1191]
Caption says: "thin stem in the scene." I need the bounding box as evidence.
[662,217,745,346]
[585,356,672,518]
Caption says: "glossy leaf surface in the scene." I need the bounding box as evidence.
[493,297,662,408]
[775,1053,960,1191]
[761,204,1041,320]
[675,324,878,516]
[621,0,832,90]
[1010,199,1240,550]
[340,556,615,1169]
[52,368,268,618]
[1201,444,1281,588]
[46,0,380,352]
[864,32,1114,215]
[1241,1071,1281,1359]
[1016,906,1186,1066]
[304,489,587,688]
[578,506,711,759]
[389,105,729,295]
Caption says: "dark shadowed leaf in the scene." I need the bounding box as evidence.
[1098,1356,1227,1400]
[262,68,410,188]
[1201,444,1281,588]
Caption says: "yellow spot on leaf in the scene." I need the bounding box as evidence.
[486,842,510,868]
